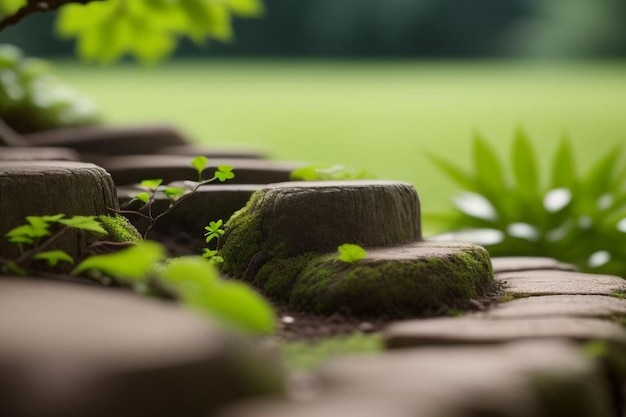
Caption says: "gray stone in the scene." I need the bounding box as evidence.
[492,256,576,273]
[24,124,187,155]
[496,270,626,296]
[95,155,303,185]
[313,341,614,417]
[0,147,80,161]
[478,295,626,320]
[384,316,626,349]
[156,144,268,160]
[0,161,118,259]
[0,278,285,417]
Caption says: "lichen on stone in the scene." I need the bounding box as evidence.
[97,215,142,243]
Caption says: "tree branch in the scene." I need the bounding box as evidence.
[0,0,103,33]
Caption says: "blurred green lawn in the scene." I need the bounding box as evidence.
[55,60,626,229]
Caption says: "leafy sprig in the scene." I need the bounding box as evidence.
[337,243,367,263]
[427,129,626,277]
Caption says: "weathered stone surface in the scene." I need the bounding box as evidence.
[384,317,626,349]
[117,184,263,241]
[0,147,80,161]
[220,181,421,269]
[285,241,494,316]
[95,155,302,185]
[496,270,626,296]
[0,278,285,417]
[0,161,118,259]
[478,295,626,320]
[313,341,614,417]
[216,397,423,417]
[492,256,576,273]
[156,144,268,160]
[24,124,187,155]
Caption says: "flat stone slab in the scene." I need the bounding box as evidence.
[312,341,613,417]
[156,144,269,160]
[24,124,187,155]
[492,256,576,273]
[496,270,626,296]
[219,341,615,417]
[477,295,626,320]
[95,155,303,185]
[0,147,80,161]
[0,278,284,417]
[384,316,626,349]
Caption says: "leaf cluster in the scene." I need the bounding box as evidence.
[119,156,234,238]
[53,0,264,64]
[1,213,108,274]
[427,129,626,276]
[0,44,99,133]
[73,241,276,334]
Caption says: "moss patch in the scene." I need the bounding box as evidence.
[610,291,626,300]
[289,244,493,316]
[97,215,141,243]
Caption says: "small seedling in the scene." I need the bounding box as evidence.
[115,156,235,239]
[0,214,108,275]
[202,219,225,264]
[337,243,367,263]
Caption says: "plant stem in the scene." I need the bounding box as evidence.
[14,227,70,266]
[0,0,103,33]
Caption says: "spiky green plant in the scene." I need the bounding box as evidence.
[426,129,626,277]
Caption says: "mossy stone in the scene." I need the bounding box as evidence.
[97,215,142,243]
[289,242,494,316]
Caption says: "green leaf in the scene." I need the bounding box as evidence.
[58,216,108,235]
[215,165,235,182]
[140,179,163,190]
[202,248,219,258]
[1,261,27,276]
[33,250,74,267]
[191,156,208,180]
[38,214,66,223]
[73,241,166,279]
[584,145,622,196]
[511,128,539,198]
[164,187,185,201]
[472,133,505,194]
[157,256,276,334]
[550,135,576,189]
[337,243,367,263]
[427,152,476,191]
[134,192,151,204]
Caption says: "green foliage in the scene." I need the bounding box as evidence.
[73,240,165,279]
[74,242,276,334]
[202,219,225,264]
[337,243,367,263]
[121,157,235,238]
[54,0,264,64]
[427,130,626,277]
[0,214,110,275]
[290,164,376,181]
[0,44,99,133]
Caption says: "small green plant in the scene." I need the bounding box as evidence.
[202,219,225,264]
[0,214,108,275]
[73,241,276,335]
[337,243,367,263]
[116,156,235,239]
[427,129,626,277]
[291,164,375,181]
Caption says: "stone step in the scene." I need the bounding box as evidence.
[496,269,626,296]
[94,155,303,186]
[156,144,269,160]
[383,316,626,350]
[0,147,80,161]
[491,256,576,273]
[477,294,626,320]
[0,161,118,259]
[23,124,188,155]
[218,341,616,417]
[0,277,285,417]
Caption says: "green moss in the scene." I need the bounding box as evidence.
[281,332,383,372]
[254,253,315,300]
[97,215,141,242]
[289,245,493,316]
[612,314,626,327]
[610,291,626,300]
[498,293,517,303]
